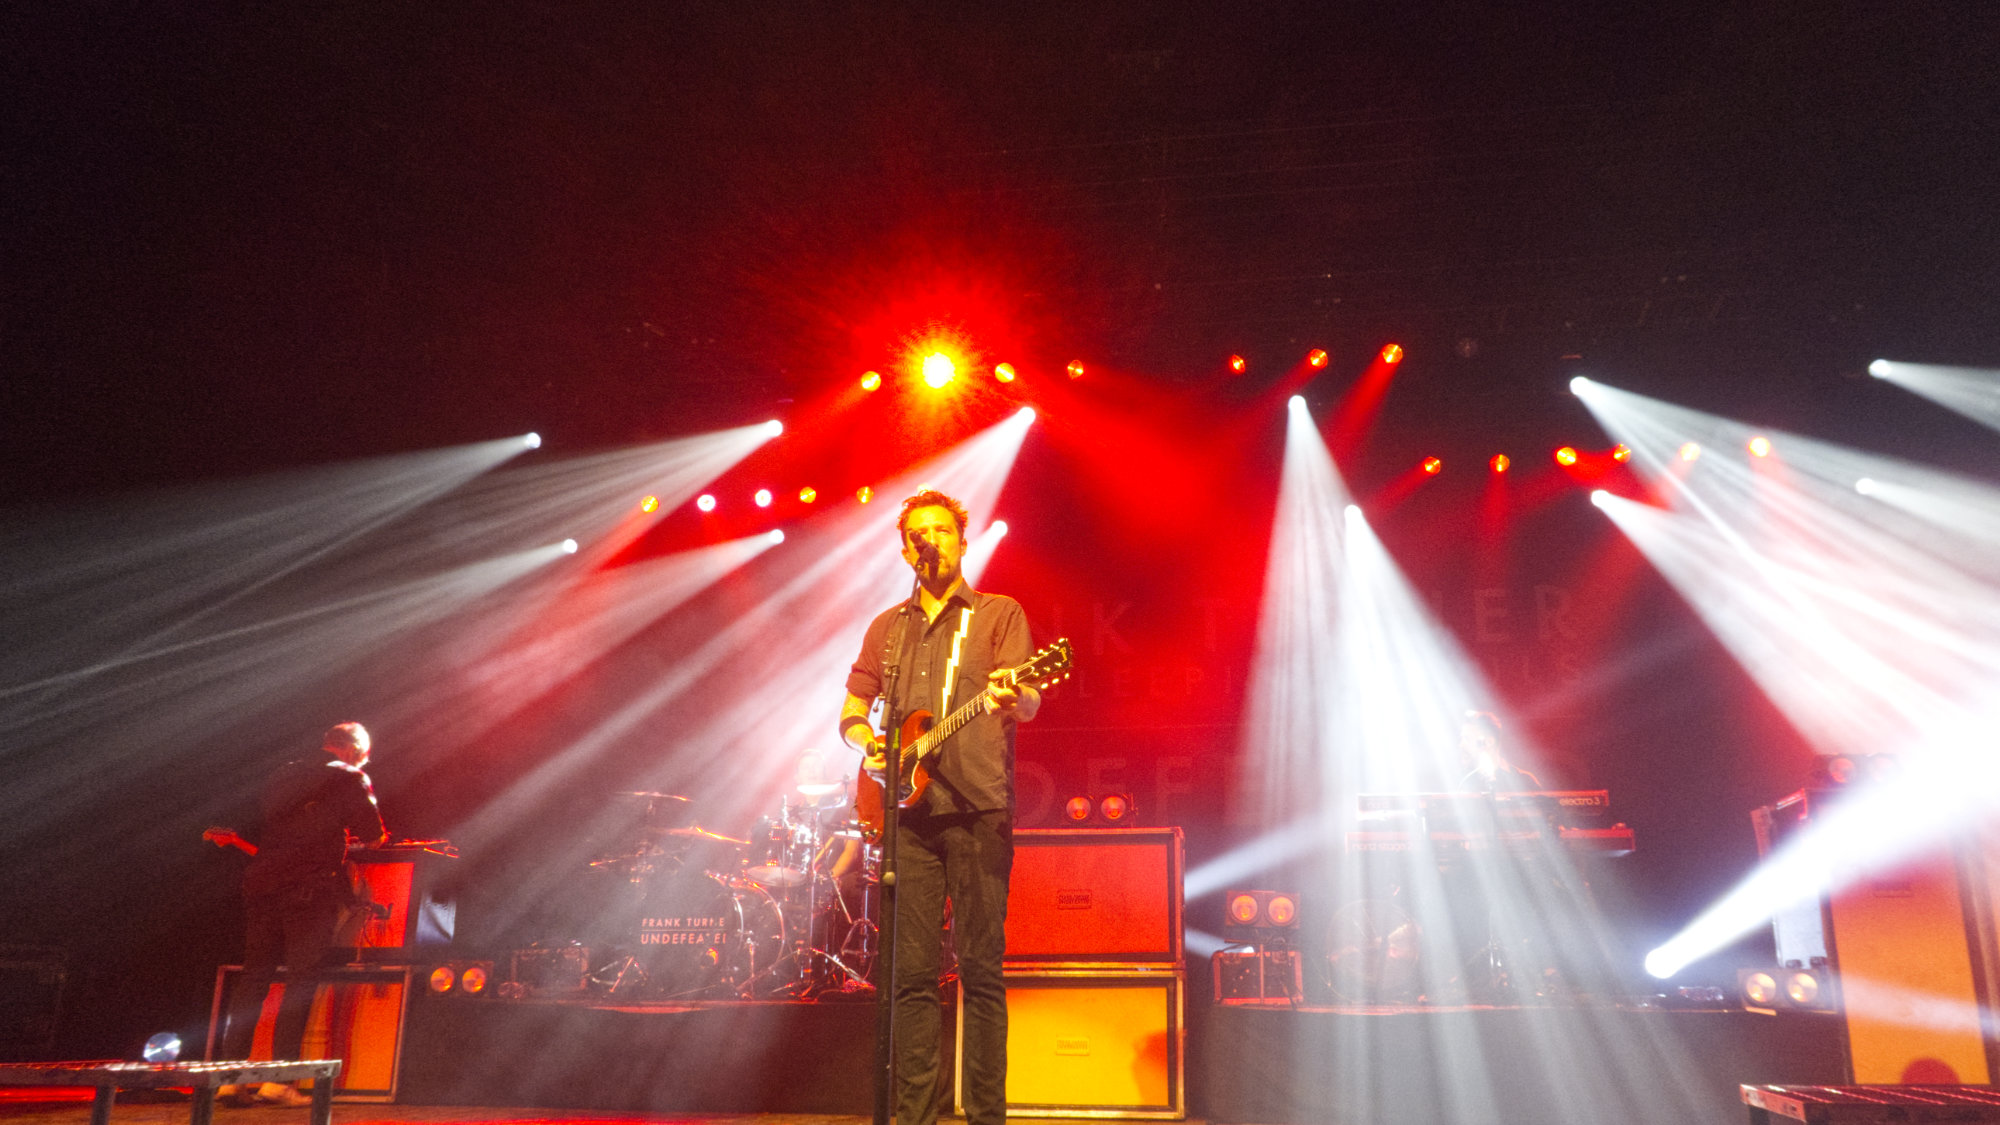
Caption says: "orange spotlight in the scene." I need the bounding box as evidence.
[1747,435,1772,458]
[1490,454,1510,474]
[1554,446,1579,466]
[994,362,1016,383]
[1612,444,1633,463]
[1306,348,1329,369]
[640,495,659,513]
[798,486,817,503]
[922,352,956,389]
[1421,456,1443,476]
[856,485,873,504]
[1380,343,1403,364]
[695,494,717,512]
[1066,359,1086,380]
[860,370,882,392]
[1228,354,1247,374]
[1679,442,1702,462]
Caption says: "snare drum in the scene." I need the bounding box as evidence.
[742,816,809,888]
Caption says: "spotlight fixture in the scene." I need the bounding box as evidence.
[856,486,873,504]
[1380,344,1403,364]
[560,539,578,555]
[753,488,773,508]
[640,495,659,513]
[1739,966,1836,1014]
[763,419,784,437]
[1555,446,1579,466]
[994,362,1017,383]
[524,432,542,449]
[1747,435,1772,457]
[798,486,817,503]
[1612,444,1633,463]
[1062,794,1136,824]
[1222,889,1302,937]
[1228,354,1247,374]
[1854,478,1877,495]
[1421,456,1442,476]
[428,960,497,996]
[1490,454,1510,474]
[1306,349,1328,369]
[696,494,717,512]
[922,352,956,388]
[860,370,882,392]
[1066,359,1086,380]
[1679,442,1702,462]
[1867,359,1890,378]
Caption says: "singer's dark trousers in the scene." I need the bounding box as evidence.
[222,881,343,1061]
[891,808,1012,1125]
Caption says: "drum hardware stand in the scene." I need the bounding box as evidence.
[587,952,650,996]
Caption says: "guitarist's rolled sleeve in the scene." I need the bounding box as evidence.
[843,585,1034,815]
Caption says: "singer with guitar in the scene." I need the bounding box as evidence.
[839,490,1041,1125]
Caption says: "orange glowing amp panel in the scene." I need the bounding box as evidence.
[207,965,410,1102]
[1005,827,1183,964]
[958,967,1184,1120]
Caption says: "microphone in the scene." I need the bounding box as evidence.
[914,538,939,568]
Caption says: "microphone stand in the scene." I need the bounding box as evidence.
[871,582,920,1125]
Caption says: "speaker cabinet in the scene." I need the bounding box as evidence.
[208,965,411,1101]
[958,968,1184,1119]
[1212,948,1302,1004]
[1006,827,1183,963]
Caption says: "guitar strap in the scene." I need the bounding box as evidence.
[939,605,975,716]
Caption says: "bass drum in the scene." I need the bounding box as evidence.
[631,869,787,999]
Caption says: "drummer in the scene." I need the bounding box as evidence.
[793,751,863,902]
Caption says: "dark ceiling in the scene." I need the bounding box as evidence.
[5,2,1999,501]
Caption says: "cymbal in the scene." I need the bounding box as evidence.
[796,782,843,797]
[618,791,690,801]
[658,825,748,846]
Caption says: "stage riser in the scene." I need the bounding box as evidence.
[1198,1007,1850,1125]
[397,995,880,1114]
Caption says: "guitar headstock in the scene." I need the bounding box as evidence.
[1016,637,1075,691]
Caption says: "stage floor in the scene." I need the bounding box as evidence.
[0,1103,1205,1125]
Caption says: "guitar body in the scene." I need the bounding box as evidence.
[850,637,1074,841]
[855,710,935,838]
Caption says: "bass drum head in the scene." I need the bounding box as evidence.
[632,869,786,999]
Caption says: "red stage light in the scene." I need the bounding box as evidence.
[1612,444,1633,463]
[640,495,659,513]
[994,362,1016,383]
[798,486,817,503]
[1490,454,1510,474]
[1421,456,1442,475]
[1066,359,1086,380]
[860,370,882,392]
[1381,343,1403,364]
[1554,447,1579,466]
[1748,435,1773,458]
[922,353,956,389]
[695,494,717,512]
[1228,354,1247,374]
[856,486,873,504]
[1306,348,1328,369]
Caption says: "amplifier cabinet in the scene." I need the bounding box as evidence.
[207,965,411,1101]
[958,967,1184,1120]
[1212,948,1302,1004]
[1006,827,1183,964]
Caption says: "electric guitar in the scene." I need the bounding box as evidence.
[855,637,1073,837]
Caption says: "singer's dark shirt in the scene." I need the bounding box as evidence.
[846,583,1033,815]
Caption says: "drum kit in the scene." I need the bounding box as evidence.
[582,783,880,1001]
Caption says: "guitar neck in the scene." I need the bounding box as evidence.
[908,671,1013,761]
